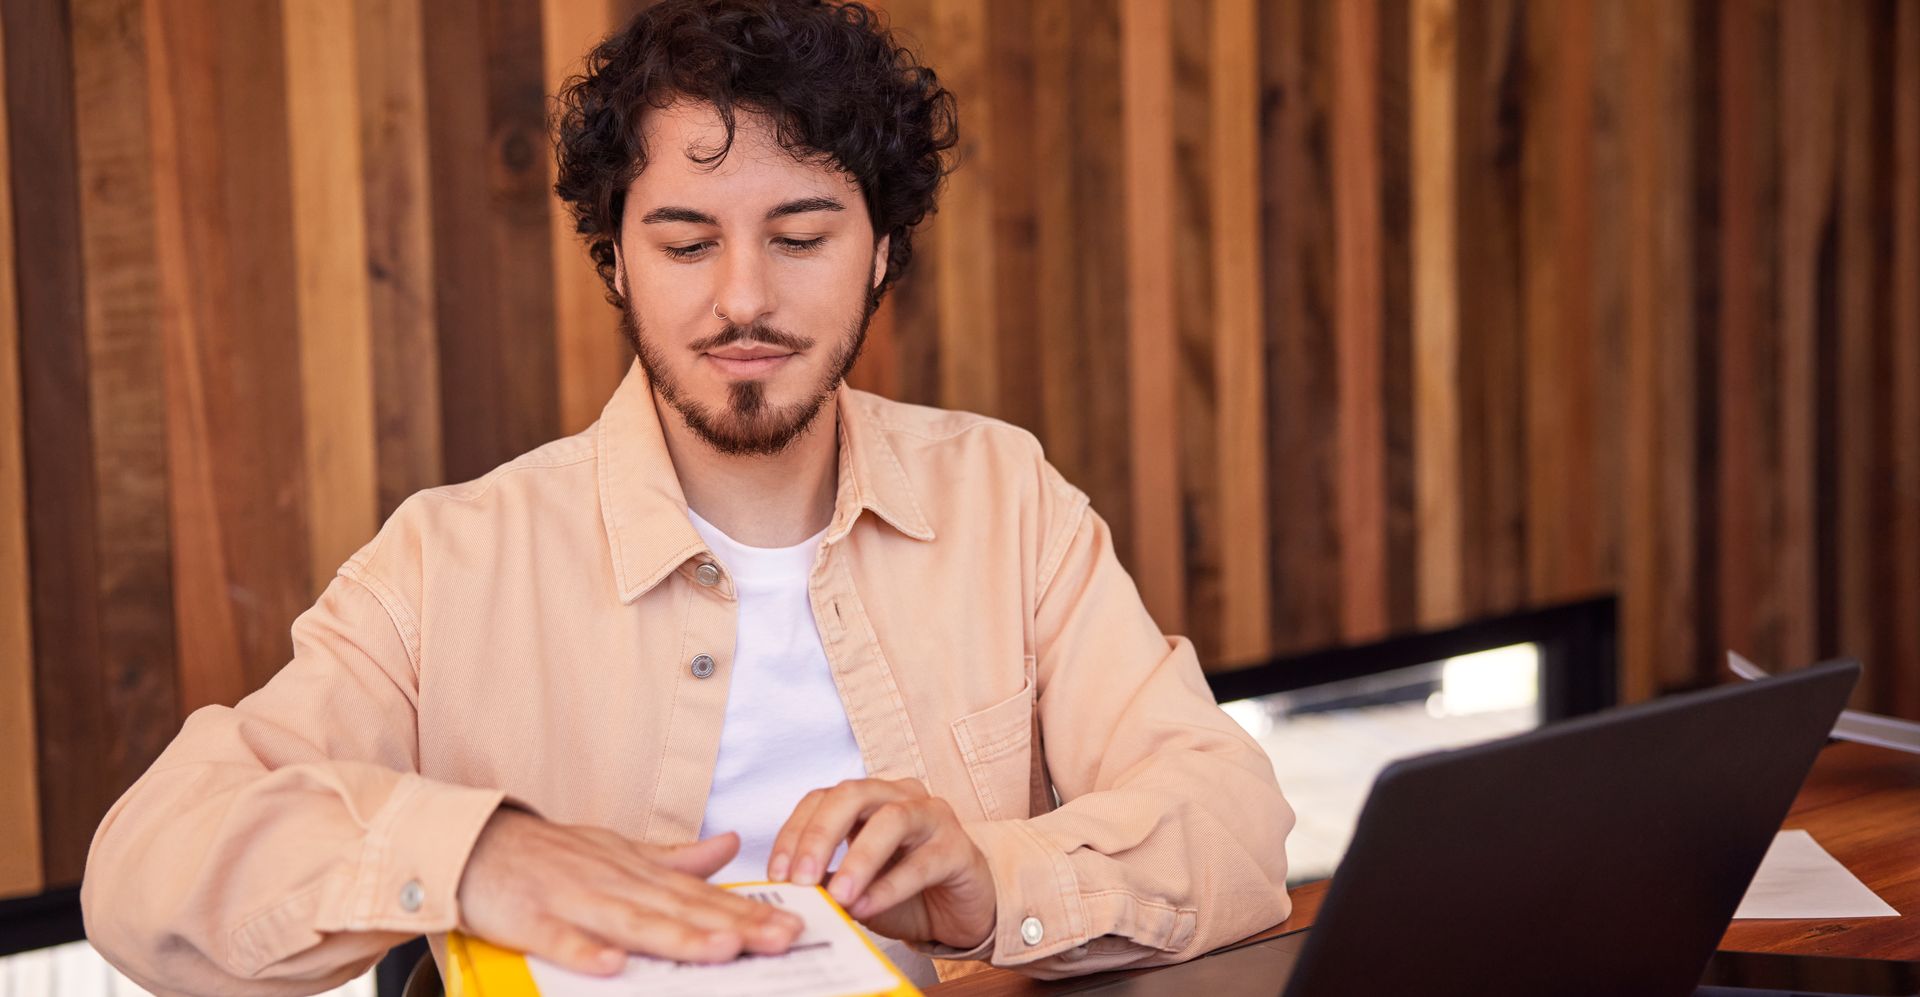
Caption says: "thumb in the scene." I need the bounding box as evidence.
[649,831,741,878]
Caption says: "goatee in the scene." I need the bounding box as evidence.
[619,296,873,457]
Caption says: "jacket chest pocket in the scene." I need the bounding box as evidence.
[949,655,1039,822]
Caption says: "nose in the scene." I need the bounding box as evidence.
[712,239,775,328]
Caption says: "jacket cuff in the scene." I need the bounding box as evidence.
[935,819,1089,967]
[336,775,506,934]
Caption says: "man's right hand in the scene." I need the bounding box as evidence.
[456,808,804,975]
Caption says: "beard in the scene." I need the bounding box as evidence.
[619,287,875,457]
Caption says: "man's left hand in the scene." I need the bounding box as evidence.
[767,778,996,950]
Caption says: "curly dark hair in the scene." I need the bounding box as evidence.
[551,0,958,307]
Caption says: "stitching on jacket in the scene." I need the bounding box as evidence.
[839,555,929,783]
[870,422,934,534]
[434,446,596,503]
[1035,493,1091,602]
[348,774,420,927]
[1017,818,1088,944]
[1077,889,1198,951]
[642,581,694,840]
[597,419,630,594]
[226,878,328,975]
[336,566,422,676]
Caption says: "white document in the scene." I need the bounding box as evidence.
[1726,650,1920,754]
[525,882,911,997]
[1732,829,1899,920]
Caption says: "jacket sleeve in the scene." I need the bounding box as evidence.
[926,479,1295,978]
[81,553,506,996]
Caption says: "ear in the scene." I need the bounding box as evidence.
[613,242,628,299]
[870,232,891,291]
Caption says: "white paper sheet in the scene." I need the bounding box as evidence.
[1732,829,1899,919]
[524,882,907,997]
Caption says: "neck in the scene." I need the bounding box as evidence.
[655,391,841,548]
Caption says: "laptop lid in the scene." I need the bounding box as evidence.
[1274,657,1861,997]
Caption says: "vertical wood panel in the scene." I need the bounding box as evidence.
[0,0,42,901]
[1891,0,1920,719]
[1589,0,1627,595]
[424,0,559,482]
[1715,0,1781,668]
[931,0,998,417]
[1377,0,1417,635]
[357,0,445,520]
[1121,0,1184,633]
[1622,0,1699,698]
[71,0,179,875]
[871,0,942,407]
[8,0,109,885]
[987,0,1040,436]
[1832,0,1880,696]
[1028,0,1133,560]
[1774,0,1826,670]
[1455,0,1528,616]
[286,0,379,588]
[1210,0,1271,663]
[1411,0,1462,630]
[1263,0,1341,655]
[150,0,315,707]
[1522,0,1602,602]
[7,0,88,887]
[1172,0,1219,660]
[1331,0,1388,643]
[544,0,625,435]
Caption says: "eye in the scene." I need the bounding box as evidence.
[776,236,827,253]
[662,242,713,260]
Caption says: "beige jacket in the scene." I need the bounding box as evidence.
[82,359,1293,995]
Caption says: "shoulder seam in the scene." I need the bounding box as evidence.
[336,563,422,676]
[1036,491,1092,600]
[434,446,597,503]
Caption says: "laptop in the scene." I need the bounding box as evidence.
[1062,658,1862,997]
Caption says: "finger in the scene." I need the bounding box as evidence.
[648,869,806,940]
[847,839,960,921]
[825,802,927,910]
[565,895,750,964]
[767,789,829,882]
[790,782,902,886]
[525,916,628,977]
[643,831,740,879]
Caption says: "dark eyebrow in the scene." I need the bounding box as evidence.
[638,197,845,226]
[765,196,845,220]
[639,206,718,225]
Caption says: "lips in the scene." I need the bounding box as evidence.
[704,348,795,377]
[706,347,794,361]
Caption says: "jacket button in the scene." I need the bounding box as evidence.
[691,653,716,678]
[399,879,425,913]
[1020,916,1044,946]
[694,562,721,587]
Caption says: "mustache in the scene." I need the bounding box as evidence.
[689,321,815,354]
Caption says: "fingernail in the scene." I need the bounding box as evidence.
[850,897,872,918]
[706,930,739,949]
[599,948,625,970]
[793,856,819,885]
[768,854,790,881]
[828,875,853,905]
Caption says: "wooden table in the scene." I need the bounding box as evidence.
[930,741,1920,995]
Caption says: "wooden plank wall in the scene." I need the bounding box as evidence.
[0,0,1915,898]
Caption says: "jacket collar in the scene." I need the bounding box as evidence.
[596,359,934,604]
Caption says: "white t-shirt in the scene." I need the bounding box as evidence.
[688,509,940,987]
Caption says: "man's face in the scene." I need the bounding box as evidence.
[614,101,889,456]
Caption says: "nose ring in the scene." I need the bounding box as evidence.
[713,302,727,322]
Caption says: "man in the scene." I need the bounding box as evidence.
[82,1,1293,992]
